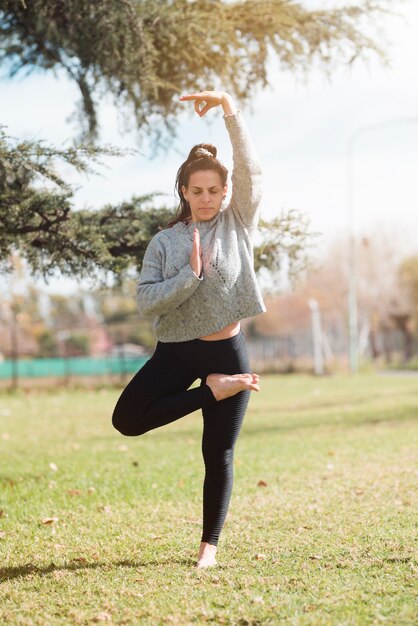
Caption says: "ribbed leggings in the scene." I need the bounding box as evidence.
[111,330,251,546]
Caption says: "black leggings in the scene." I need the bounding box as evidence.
[112,330,251,546]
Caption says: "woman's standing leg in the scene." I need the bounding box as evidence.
[201,388,250,542]
[196,332,253,566]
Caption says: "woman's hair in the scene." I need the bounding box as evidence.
[166,143,228,227]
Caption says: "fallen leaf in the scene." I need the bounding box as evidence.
[87,487,96,494]
[0,510,7,518]
[66,489,81,496]
[252,596,264,604]
[42,517,59,525]
[49,463,58,472]
[2,433,11,440]
[72,557,88,564]
[97,505,111,514]
[257,480,268,487]
[309,554,322,560]
[118,444,129,452]
[132,461,139,467]
[93,612,112,622]
[255,553,266,561]
[355,489,364,495]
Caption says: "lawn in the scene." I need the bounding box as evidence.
[0,373,417,625]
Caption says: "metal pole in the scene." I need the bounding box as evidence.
[308,298,324,375]
[347,134,359,374]
[10,306,19,390]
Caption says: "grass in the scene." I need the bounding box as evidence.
[0,373,417,626]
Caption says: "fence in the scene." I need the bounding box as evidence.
[0,355,149,388]
[0,322,416,388]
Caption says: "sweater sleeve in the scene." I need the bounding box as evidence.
[136,234,202,317]
[224,111,263,231]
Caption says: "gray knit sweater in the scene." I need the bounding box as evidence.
[136,110,266,342]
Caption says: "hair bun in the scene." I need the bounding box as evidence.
[187,143,217,162]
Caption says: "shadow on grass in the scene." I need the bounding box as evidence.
[154,404,418,441]
[0,556,195,583]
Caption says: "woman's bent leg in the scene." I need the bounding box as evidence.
[112,343,216,437]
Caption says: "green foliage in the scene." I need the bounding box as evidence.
[0,0,391,143]
[72,197,176,279]
[0,125,127,278]
[64,333,89,356]
[37,329,59,358]
[0,123,313,281]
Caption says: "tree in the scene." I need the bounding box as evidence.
[0,125,126,277]
[396,254,418,359]
[398,255,418,322]
[0,0,391,143]
[1,125,314,280]
[0,0,395,280]
[0,126,175,279]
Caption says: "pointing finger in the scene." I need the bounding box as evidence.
[179,93,206,101]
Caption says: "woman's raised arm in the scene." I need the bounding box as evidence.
[179,91,262,232]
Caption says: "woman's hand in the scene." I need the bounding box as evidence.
[179,90,237,117]
[190,228,203,277]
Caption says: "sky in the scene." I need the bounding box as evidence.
[2,0,418,294]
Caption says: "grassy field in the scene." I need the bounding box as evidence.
[0,373,417,626]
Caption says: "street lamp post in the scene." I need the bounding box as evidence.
[346,115,418,374]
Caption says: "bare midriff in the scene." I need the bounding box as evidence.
[198,321,241,341]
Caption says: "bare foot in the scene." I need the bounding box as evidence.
[196,542,217,569]
[206,373,260,401]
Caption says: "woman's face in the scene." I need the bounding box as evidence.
[182,170,227,223]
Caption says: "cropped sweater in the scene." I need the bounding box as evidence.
[136,110,266,342]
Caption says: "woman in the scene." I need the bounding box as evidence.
[112,90,266,568]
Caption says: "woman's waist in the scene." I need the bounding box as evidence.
[198,321,241,341]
